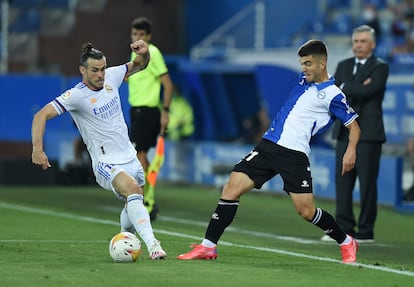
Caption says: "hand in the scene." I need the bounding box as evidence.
[160,111,169,136]
[363,77,371,85]
[130,40,148,55]
[32,150,52,170]
[341,148,356,175]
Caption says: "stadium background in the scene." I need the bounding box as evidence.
[0,0,413,211]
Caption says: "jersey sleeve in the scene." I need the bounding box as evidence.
[329,93,359,126]
[51,88,79,114]
[106,65,128,87]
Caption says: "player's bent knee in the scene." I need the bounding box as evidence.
[222,183,245,200]
[221,172,254,200]
[295,207,315,221]
[113,173,143,198]
[124,182,143,196]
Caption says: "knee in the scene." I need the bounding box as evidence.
[222,182,242,200]
[116,180,143,199]
[296,206,315,221]
[126,181,142,196]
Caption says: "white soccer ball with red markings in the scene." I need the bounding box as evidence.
[109,232,141,262]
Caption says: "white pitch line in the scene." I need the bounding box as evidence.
[101,205,388,246]
[100,206,320,244]
[158,215,325,244]
[1,201,413,277]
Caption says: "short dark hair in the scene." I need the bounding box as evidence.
[297,39,328,58]
[131,17,152,34]
[80,43,104,67]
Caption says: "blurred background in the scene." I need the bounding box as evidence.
[0,0,413,210]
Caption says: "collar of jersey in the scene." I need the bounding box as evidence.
[310,77,335,91]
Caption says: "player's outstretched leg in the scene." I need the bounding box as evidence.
[309,208,358,263]
[126,194,166,260]
[177,199,239,260]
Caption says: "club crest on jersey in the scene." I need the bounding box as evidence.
[90,97,97,104]
[317,91,326,99]
[61,91,71,100]
[105,84,113,93]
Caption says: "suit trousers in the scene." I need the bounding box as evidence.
[334,140,382,237]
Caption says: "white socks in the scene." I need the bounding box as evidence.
[201,239,216,248]
[340,234,352,246]
[125,194,157,249]
[120,206,136,233]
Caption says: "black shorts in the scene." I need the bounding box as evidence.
[233,139,313,194]
[129,106,161,152]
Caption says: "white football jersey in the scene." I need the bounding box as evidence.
[51,64,136,164]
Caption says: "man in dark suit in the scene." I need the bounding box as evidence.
[323,25,389,243]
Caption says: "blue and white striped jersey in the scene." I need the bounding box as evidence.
[263,72,358,157]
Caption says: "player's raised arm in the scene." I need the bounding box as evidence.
[126,39,150,76]
[31,103,59,170]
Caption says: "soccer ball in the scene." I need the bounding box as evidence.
[109,231,141,262]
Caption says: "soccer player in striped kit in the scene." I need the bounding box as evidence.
[178,40,360,263]
[32,40,166,260]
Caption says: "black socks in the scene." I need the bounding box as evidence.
[310,208,346,244]
[205,199,239,244]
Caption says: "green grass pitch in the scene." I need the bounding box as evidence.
[0,183,413,287]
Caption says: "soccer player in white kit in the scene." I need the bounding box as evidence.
[31,40,167,260]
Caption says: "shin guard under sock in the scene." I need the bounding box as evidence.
[205,199,239,244]
[310,208,346,244]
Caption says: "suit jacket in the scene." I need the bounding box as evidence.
[331,55,389,142]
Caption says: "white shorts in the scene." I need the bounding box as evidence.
[93,158,145,201]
